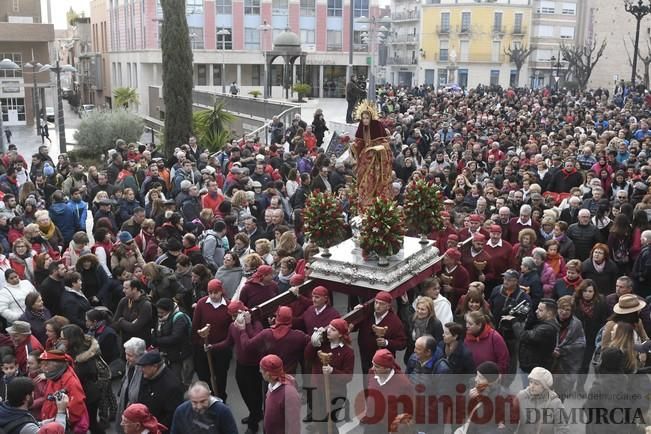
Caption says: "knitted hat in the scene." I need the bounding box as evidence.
[227,300,247,316]
[123,403,167,433]
[312,286,329,298]
[528,367,553,389]
[477,361,500,383]
[118,231,133,243]
[375,292,392,304]
[444,248,461,262]
[207,279,223,294]
[372,349,396,369]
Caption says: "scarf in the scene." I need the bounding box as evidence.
[38,221,56,240]
[546,253,563,275]
[30,308,47,321]
[592,259,605,273]
[411,317,429,341]
[44,362,68,380]
[579,298,595,318]
[277,271,294,285]
[562,275,583,292]
[561,168,577,178]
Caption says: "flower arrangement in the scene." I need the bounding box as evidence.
[403,178,444,238]
[360,196,405,258]
[302,191,345,250]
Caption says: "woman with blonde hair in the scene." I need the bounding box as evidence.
[33,211,63,254]
[605,322,639,373]
[231,190,252,230]
[511,228,537,268]
[255,238,273,265]
[398,295,443,364]
[277,230,303,260]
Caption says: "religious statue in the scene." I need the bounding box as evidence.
[351,100,393,212]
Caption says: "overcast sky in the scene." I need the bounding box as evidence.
[42,0,91,30]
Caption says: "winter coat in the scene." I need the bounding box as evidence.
[398,303,444,359]
[148,265,183,303]
[110,244,145,273]
[519,270,544,308]
[76,258,111,302]
[566,222,603,261]
[18,307,51,346]
[0,279,35,323]
[580,258,619,295]
[200,229,225,272]
[464,324,510,374]
[153,308,192,363]
[136,364,185,428]
[41,365,89,434]
[170,398,239,434]
[112,295,153,344]
[59,287,92,329]
[116,364,143,433]
[405,344,448,389]
[517,318,560,372]
[70,336,103,405]
[538,262,557,298]
[49,202,78,243]
[516,388,570,434]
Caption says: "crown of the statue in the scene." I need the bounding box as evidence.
[354,99,379,122]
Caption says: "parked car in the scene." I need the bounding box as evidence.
[79,104,95,116]
[62,87,73,100]
[45,107,55,122]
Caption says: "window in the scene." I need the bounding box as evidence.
[425,69,435,85]
[562,2,576,15]
[440,12,450,32]
[0,53,22,78]
[300,0,315,16]
[216,0,232,14]
[536,25,553,38]
[186,0,203,14]
[353,0,369,18]
[490,70,500,86]
[12,0,19,12]
[510,70,517,87]
[156,0,163,16]
[492,41,501,62]
[328,0,342,17]
[514,13,523,33]
[213,65,223,87]
[251,65,262,86]
[459,40,469,61]
[245,0,261,15]
[127,62,132,87]
[0,98,26,122]
[301,29,316,44]
[439,40,448,61]
[536,49,552,61]
[272,0,288,15]
[327,30,342,50]
[189,27,205,49]
[438,68,448,86]
[197,64,208,86]
[217,27,233,49]
[133,63,138,88]
[461,12,471,32]
[538,1,555,14]
[560,26,575,39]
[353,30,367,51]
[493,12,503,32]
[245,28,260,49]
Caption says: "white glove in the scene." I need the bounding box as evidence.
[311,329,324,347]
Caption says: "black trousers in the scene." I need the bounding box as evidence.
[346,100,356,123]
[236,362,263,429]
[194,345,232,401]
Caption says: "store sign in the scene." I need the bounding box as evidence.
[1,81,21,93]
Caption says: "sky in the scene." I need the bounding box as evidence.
[42,0,91,30]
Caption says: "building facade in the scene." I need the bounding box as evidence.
[89,0,111,107]
[386,0,420,87]
[0,0,54,127]
[98,0,382,118]
[418,0,532,89]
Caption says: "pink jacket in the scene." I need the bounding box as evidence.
[464,325,510,374]
[540,262,557,298]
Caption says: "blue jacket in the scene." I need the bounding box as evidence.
[0,402,39,434]
[67,199,88,230]
[406,344,449,387]
[49,202,77,243]
[170,398,238,434]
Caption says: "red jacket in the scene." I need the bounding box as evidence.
[14,335,43,374]
[41,365,89,434]
[464,324,510,374]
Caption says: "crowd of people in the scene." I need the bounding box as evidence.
[0,83,651,434]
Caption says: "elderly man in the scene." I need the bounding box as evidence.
[117,337,146,431]
[559,196,582,226]
[6,321,43,374]
[566,209,603,261]
[170,381,238,434]
[136,351,185,428]
[507,204,539,245]
[632,229,651,298]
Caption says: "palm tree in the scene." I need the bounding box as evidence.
[113,87,139,109]
[192,100,235,151]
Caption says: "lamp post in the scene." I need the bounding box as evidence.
[550,50,563,91]
[0,58,20,152]
[624,0,651,87]
[41,58,77,154]
[217,29,231,93]
[356,16,390,102]
[24,61,44,136]
[258,20,272,99]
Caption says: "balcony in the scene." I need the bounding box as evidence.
[492,25,506,36]
[387,56,418,65]
[392,11,420,22]
[434,53,506,63]
[353,43,369,52]
[457,25,472,35]
[327,44,342,51]
[437,25,451,35]
[512,26,527,36]
[389,34,418,44]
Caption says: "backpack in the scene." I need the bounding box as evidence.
[199,232,223,274]
[172,311,192,335]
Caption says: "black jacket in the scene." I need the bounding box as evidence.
[519,270,543,308]
[60,288,92,329]
[581,258,619,295]
[566,222,603,261]
[38,277,65,316]
[517,318,560,372]
[153,309,192,362]
[137,365,185,428]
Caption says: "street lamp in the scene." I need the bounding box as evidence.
[40,58,77,154]
[550,51,563,91]
[24,61,45,136]
[0,58,20,152]
[355,15,390,102]
[624,0,651,87]
[217,29,231,93]
[258,20,272,99]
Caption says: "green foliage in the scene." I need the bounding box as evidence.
[293,83,312,101]
[248,90,262,98]
[192,100,235,152]
[73,110,144,156]
[360,197,405,257]
[303,191,345,248]
[66,7,80,27]
[403,179,444,236]
[161,0,194,158]
[113,87,139,109]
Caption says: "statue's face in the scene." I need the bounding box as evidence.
[362,113,371,126]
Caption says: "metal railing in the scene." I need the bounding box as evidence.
[492,25,506,34]
[391,11,420,21]
[434,53,506,63]
[386,56,418,65]
[436,25,451,35]
[512,26,527,35]
[390,34,418,44]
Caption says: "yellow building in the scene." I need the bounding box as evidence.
[419,0,532,88]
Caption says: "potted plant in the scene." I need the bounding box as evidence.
[292,83,312,102]
[403,178,444,244]
[302,191,344,257]
[248,90,262,98]
[360,196,405,265]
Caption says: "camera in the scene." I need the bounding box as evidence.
[46,389,68,402]
[498,300,531,338]
[509,300,531,318]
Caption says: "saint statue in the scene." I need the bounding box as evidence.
[351,100,393,212]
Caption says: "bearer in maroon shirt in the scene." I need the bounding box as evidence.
[437,248,470,310]
[259,354,301,434]
[291,284,341,333]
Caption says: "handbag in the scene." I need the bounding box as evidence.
[453,401,482,434]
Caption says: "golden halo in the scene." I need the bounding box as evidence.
[354,99,379,122]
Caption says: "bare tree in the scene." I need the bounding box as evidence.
[560,39,607,90]
[504,44,533,87]
[624,35,651,89]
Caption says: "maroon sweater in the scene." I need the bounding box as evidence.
[238,328,309,374]
[484,240,513,281]
[297,304,341,333]
[264,380,301,434]
[191,296,232,345]
[460,246,493,284]
[363,370,414,429]
[429,225,458,249]
[437,264,470,309]
[211,321,263,366]
[356,310,407,372]
[239,281,279,308]
[506,217,539,244]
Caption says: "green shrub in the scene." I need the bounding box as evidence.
[73,109,144,155]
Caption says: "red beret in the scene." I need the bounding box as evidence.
[448,234,459,241]
[289,274,305,286]
[444,248,462,261]
[39,351,72,363]
[489,225,502,233]
[329,318,349,337]
[372,349,395,369]
[473,233,486,242]
[260,354,285,377]
[375,292,393,304]
[469,214,482,223]
[123,404,167,433]
[312,285,329,298]
[227,300,247,316]
[207,279,223,293]
[273,306,292,327]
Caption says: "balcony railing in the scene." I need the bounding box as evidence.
[391,11,420,21]
[353,43,369,52]
[437,25,450,35]
[457,25,472,34]
[390,34,418,44]
[492,25,506,35]
[434,53,506,63]
[387,56,418,65]
[327,44,342,51]
[512,26,527,35]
